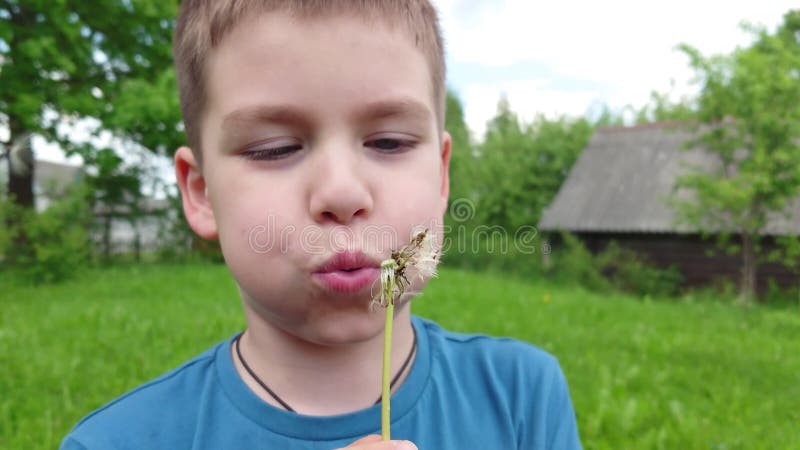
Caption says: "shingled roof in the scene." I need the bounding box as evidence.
[538,122,800,235]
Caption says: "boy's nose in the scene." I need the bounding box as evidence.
[308,147,373,225]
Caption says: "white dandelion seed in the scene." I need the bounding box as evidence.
[372,227,439,306]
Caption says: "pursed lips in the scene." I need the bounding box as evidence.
[311,251,382,294]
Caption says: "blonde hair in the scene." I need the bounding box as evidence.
[173,0,446,162]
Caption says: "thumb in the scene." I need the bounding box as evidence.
[345,435,383,447]
[339,435,418,449]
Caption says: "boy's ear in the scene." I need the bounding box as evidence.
[174,146,219,240]
[439,131,452,217]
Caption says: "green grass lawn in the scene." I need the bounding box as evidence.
[1,263,798,449]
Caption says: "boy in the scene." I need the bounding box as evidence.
[60,1,581,449]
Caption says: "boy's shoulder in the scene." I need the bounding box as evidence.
[416,316,564,389]
[411,317,581,449]
[419,316,559,366]
[61,338,230,450]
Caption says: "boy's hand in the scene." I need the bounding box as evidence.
[339,434,417,450]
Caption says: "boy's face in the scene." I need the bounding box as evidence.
[176,12,450,345]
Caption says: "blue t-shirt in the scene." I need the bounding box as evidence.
[61,317,581,449]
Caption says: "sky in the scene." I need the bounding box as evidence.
[433,0,797,139]
[34,1,797,164]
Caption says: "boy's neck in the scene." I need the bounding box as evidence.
[232,308,416,416]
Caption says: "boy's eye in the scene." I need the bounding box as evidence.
[365,137,416,153]
[242,143,302,161]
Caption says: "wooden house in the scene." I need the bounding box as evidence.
[538,122,800,290]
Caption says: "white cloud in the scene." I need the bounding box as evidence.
[433,0,798,139]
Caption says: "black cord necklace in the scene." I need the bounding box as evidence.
[233,326,417,413]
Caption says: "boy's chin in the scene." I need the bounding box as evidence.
[239,287,413,346]
[302,310,393,346]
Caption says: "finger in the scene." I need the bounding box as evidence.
[344,435,383,447]
[339,436,417,450]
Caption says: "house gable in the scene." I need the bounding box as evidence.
[538,123,800,236]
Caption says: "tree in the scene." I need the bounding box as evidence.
[633,90,696,125]
[587,102,626,127]
[673,10,800,301]
[473,96,531,230]
[83,147,145,260]
[0,1,181,240]
[588,87,696,128]
[474,96,593,232]
[444,89,475,206]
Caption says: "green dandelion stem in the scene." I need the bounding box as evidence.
[380,259,398,441]
[381,301,394,440]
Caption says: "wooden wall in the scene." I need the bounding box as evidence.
[576,232,798,292]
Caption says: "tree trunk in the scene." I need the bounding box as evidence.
[102,214,112,260]
[5,117,36,264]
[133,219,141,263]
[739,232,757,302]
[6,117,36,210]
[8,157,35,209]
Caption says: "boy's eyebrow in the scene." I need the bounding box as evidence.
[357,98,433,123]
[221,98,432,130]
[222,105,310,130]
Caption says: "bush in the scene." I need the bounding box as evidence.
[446,229,685,298]
[0,189,17,263]
[547,232,612,291]
[440,222,550,278]
[595,241,685,297]
[1,184,93,284]
[761,278,800,306]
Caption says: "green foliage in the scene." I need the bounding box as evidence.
[0,184,16,260]
[589,103,627,127]
[594,242,685,297]
[2,264,798,449]
[547,232,611,291]
[443,94,603,290]
[81,147,148,258]
[84,149,142,208]
[771,235,800,271]
[442,228,685,298]
[102,68,184,155]
[1,184,93,284]
[589,87,695,128]
[470,96,593,231]
[1,1,183,210]
[633,90,696,124]
[0,0,179,135]
[769,235,800,304]
[544,234,684,297]
[440,223,546,277]
[444,89,475,209]
[444,89,471,158]
[672,10,800,300]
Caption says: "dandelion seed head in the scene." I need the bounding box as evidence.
[374,227,440,307]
